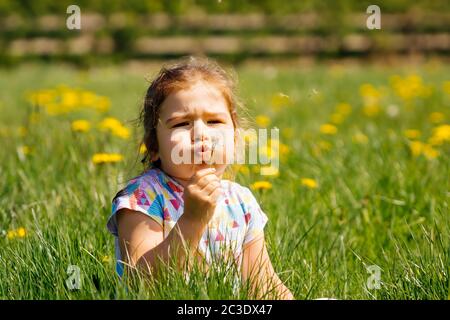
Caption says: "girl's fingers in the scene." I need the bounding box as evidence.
[201,180,221,194]
[208,187,223,202]
[191,167,216,183]
[196,172,219,189]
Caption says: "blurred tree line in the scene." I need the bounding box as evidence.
[0,0,448,16]
[0,0,448,66]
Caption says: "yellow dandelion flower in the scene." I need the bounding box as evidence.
[71,120,91,133]
[99,117,123,131]
[352,132,368,144]
[428,124,450,146]
[99,117,130,139]
[422,144,439,159]
[260,166,279,177]
[427,137,439,146]
[360,83,381,98]
[238,165,250,176]
[140,143,147,154]
[7,230,17,239]
[301,178,318,189]
[27,86,112,115]
[101,255,111,263]
[250,181,272,191]
[320,124,338,135]
[359,83,381,106]
[409,141,424,157]
[112,126,130,139]
[403,129,421,139]
[390,74,432,100]
[92,153,124,165]
[17,227,26,238]
[255,115,271,128]
[409,140,438,159]
[44,103,63,115]
[26,89,56,106]
[429,112,445,124]
[61,91,79,108]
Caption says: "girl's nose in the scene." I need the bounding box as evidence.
[191,119,210,143]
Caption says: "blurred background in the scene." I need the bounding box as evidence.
[0,0,449,66]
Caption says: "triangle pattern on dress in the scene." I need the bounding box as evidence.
[170,199,180,210]
[163,208,172,221]
[215,230,225,241]
[167,180,183,193]
[135,189,150,206]
[244,213,251,224]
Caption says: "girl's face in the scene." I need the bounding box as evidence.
[154,80,235,186]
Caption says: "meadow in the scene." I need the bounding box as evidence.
[0,59,449,299]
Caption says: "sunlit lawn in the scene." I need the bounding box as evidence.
[0,60,449,299]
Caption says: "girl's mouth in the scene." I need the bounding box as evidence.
[192,137,221,164]
[193,143,211,154]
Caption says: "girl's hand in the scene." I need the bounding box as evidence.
[183,167,223,224]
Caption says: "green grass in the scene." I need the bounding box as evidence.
[0,60,449,299]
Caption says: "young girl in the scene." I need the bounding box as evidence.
[106,56,294,300]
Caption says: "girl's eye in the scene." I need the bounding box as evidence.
[207,120,223,125]
[172,122,189,128]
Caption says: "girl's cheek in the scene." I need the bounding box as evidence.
[224,130,235,148]
[169,130,192,150]
[169,129,190,143]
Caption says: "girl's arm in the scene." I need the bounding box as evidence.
[117,168,222,276]
[241,234,294,300]
[117,207,207,275]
